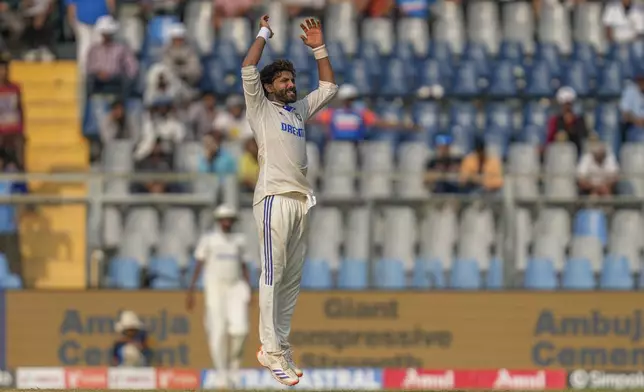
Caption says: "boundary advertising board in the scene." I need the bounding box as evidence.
[5,292,644,370]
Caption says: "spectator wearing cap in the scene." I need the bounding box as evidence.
[577,138,620,196]
[425,133,462,194]
[112,311,153,367]
[134,99,185,161]
[187,91,220,140]
[213,95,252,142]
[162,23,202,87]
[620,69,644,142]
[602,0,644,44]
[86,15,138,100]
[313,84,417,143]
[21,0,55,61]
[198,131,237,180]
[0,56,24,166]
[546,86,589,155]
[238,137,259,192]
[65,0,115,77]
[459,137,503,194]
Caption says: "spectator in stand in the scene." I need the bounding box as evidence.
[141,0,185,19]
[213,95,252,142]
[355,0,394,17]
[133,138,178,194]
[0,1,24,50]
[620,69,644,142]
[162,24,202,87]
[99,101,136,144]
[145,62,194,106]
[187,91,219,140]
[86,16,138,101]
[577,140,619,196]
[21,0,55,61]
[112,311,153,367]
[134,99,185,161]
[65,0,115,78]
[0,149,26,278]
[603,0,644,44]
[0,54,24,166]
[198,131,237,180]
[546,86,589,156]
[238,137,259,192]
[212,0,255,30]
[425,134,462,194]
[459,137,503,194]
[313,84,417,143]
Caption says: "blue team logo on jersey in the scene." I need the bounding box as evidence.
[281,122,305,138]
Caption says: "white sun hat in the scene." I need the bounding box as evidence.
[115,311,143,333]
[337,84,359,100]
[556,86,577,104]
[213,204,238,220]
[95,15,119,35]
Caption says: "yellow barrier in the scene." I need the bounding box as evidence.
[6,292,644,370]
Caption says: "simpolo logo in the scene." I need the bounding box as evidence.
[569,370,644,389]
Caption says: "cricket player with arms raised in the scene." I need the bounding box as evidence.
[241,14,338,387]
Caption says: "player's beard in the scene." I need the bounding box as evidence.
[276,87,297,104]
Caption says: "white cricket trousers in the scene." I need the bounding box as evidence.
[204,281,249,386]
[253,193,310,354]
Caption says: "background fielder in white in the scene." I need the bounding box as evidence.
[186,205,251,388]
[240,15,338,376]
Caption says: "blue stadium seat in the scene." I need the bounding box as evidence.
[595,103,621,154]
[1,274,22,289]
[450,259,481,290]
[573,209,608,246]
[451,61,480,98]
[561,60,590,98]
[521,125,547,146]
[380,58,409,97]
[571,42,598,78]
[375,259,407,289]
[608,42,634,79]
[428,40,454,66]
[287,39,314,71]
[393,42,416,63]
[0,253,8,282]
[487,60,518,99]
[213,39,242,72]
[524,61,555,98]
[596,61,624,99]
[412,259,445,289]
[208,60,241,96]
[326,40,347,76]
[485,258,503,290]
[338,259,368,290]
[450,125,474,154]
[109,257,141,289]
[485,103,513,131]
[449,102,477,129]
[417,58,451,90]
[524,258,557,290]
[523,101,550,128]
[463,42,491,79]
[534,43,562,77]
[184,258,204,290]
[358,41,383,75]
[562,258,595,290]
[144,16,179,58]
[149,256,181,289]
[346,58,375,96]
[301,259,333,289]
[485,127,510,157]
[498,40,524,65]
[600,255,634,290]
[412,101,440,141]
[631,40,644,63]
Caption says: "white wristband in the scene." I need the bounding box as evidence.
[257,27,271,42]
[312,44,328,60]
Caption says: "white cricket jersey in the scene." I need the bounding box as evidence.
[241,65,338,206]
[194,230,247,290]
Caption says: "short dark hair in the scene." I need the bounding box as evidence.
[260,59,296,96]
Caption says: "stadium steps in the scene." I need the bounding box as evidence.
[11,61,88,289]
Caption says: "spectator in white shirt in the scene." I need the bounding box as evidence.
[213,95,252,141]
[144,62,194,106]
[577,141,620,196]
[134,99,186,161]
[602,0,644,44]
[162,23,202,87]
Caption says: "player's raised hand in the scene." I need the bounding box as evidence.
[300,18,324,48]
[259,14,274,38]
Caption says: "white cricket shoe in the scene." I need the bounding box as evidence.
[257,348,299,386]
[284,349,304,377]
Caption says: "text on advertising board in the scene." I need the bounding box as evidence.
[7,292,644,369]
